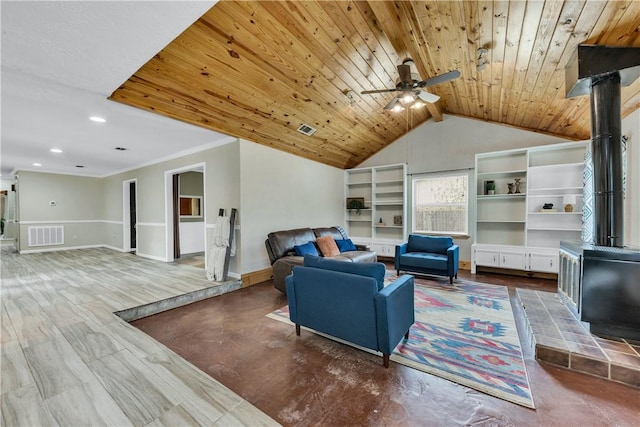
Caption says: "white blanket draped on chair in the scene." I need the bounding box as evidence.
[206,215,235,281]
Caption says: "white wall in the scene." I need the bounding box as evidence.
[16,171,105,250]
[239,139,344,273]
[358,114,573,262]
[623,109,640,246]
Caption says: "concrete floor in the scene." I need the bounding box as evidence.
[132,268,640,426]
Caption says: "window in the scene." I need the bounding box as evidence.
[412,173,468,235]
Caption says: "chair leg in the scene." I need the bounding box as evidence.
[449,276,453,284]
[383,354,390,368]
[404,329,410,340]
[396,270,400,276]
[295,324,301,336]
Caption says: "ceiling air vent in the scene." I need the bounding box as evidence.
[297,123,317,136]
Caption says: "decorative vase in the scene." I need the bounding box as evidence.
[514,178,522,194]
[507,183,514,194]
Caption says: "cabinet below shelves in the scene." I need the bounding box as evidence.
[472,244,558,274]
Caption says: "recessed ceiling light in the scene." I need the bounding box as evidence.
[50,148,63,153]
[114,147,127,151]
[33,163,42,167]
[89,116,106,123]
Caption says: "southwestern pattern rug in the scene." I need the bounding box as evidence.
[267,277,535,409]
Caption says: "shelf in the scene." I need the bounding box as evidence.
[478,220,526,223]
[477,170,526,177]
[346,219,371,223]
[528,227,582,232]
[375,225,403,228]
[477,194,526,200]
[528,212,582,215]
[528,187,582,193]
[347,181,372,186]
[375,201,403,206]
[528,162,583,172]
[376,179,403,185]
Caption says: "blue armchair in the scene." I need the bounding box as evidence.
[395,234,459,284]
[286,255,414,368]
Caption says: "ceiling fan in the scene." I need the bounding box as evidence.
[361,59,461,111]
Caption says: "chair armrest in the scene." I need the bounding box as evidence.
[374,275,415,354]
[355,243,371,251]
[285,274,298,322]
[394,243,408,270]
[447,245,460,276]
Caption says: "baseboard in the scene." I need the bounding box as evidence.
[476,266,558,280]
[136,252,168,262]
[19,244,103,254]
[241,267,272,287]
[459,260,472,271]
[102,244,126,252]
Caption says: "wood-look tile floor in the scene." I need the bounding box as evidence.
[0,246,278,427]
[133,266,640,426]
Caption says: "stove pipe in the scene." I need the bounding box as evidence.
[590,73,624,247]
[565,44,640,247]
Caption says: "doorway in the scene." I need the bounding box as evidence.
[123,179,137,253]
[164,163,206,264]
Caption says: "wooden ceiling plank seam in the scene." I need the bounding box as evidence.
[498,0,527,122]
[490,0,510,122]
[415,1,465,115]
[438,0,478,117]
[450,0,480,117]
[195,5,400,152]
[255,1,412,135]
[117,61,358,169]
[504,0,545,125]
[524,0,593,131]
[475,0,495,120]
[535,0,626,133]
[588,0,635,45]
[344,1,434,124]
[459,0,486,119]
[413,1,463,112]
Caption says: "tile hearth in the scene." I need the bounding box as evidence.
[516,289,640,388]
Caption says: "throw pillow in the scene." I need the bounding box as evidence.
[316,235,340,257]
[293,242,319,257]
[335,238,357,252]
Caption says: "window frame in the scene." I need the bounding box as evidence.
[411,170,470,237]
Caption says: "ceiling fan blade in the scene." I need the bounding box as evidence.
[397,64,412,83]
[383,96,401,110]
[417,90,440,103]
[419,70,461,88]
[361,88,398,94]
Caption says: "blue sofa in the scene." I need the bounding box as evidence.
[395,234,459,284]
[285,255,414,368]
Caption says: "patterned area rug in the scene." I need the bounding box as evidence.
[267,276,535,409]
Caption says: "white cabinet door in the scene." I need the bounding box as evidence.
[528,251,558,273]
[500,250,526,270]
[475,249,500,267]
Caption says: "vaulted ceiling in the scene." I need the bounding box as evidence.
[111,0,640,170]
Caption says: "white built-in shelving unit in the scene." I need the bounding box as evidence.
[472,141,588,274]
[345,163,407,258]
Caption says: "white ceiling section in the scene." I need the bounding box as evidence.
[1,0,231,177]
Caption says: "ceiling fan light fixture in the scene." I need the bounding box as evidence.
[391,103,405,113]
[411,100,425,109]
[400,93,415,105]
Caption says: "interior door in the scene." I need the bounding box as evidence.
[129,181,137,250]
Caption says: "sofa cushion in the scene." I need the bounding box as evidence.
[400,252,448,270]
[407,235,453,255]
[316,235,340,257]
[268,228,317,260]
[313,226,347,240]
[339,251,377,263]
[294,242,319,256]
[335,238,357,252]
[304,254,385,290]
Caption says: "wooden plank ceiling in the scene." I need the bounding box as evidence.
[110,1,640,169]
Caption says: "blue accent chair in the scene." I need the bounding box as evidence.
[395,234,459,284]
[286,255,414,368]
